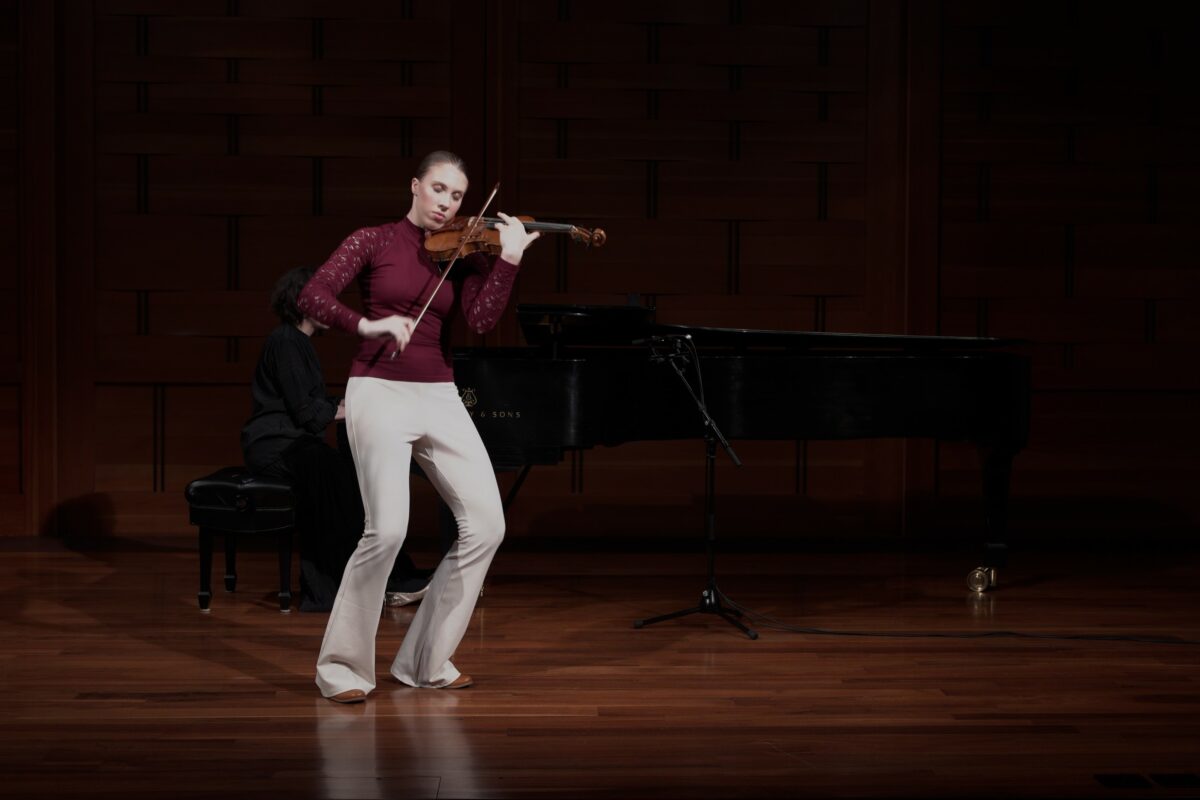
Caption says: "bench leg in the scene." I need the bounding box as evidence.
[277,529,293,613]
[198,528,214,611]
[224,534,238,592]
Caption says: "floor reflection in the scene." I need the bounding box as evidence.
[315,689,478,799]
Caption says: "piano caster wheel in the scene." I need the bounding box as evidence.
[967,567,996,593]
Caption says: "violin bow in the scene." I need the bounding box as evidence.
[391,182,500,360]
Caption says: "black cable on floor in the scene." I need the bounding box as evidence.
[717,591,1200,646]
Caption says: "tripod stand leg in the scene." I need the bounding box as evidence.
[634,591,758,639]
[634,604,703,629]
[708,588,758,639]
[715,608,758,639]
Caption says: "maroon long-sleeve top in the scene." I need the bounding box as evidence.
[298,218,519,383]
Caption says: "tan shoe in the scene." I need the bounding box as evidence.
[442,673,473,689]
[328,689,367,704]
[384,585,429,607]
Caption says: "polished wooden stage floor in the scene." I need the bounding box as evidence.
[1,537,1197,799]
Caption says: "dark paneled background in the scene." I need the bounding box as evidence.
[2,0,1197,543]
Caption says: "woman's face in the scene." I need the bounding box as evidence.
[408,162,468,231]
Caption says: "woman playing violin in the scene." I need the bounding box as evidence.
[298,150,540,702]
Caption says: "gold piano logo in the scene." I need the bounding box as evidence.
[458,387,522,420]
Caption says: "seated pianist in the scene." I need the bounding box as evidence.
[240,267,431,612]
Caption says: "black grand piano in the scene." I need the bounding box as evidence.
[453,304,1030,591]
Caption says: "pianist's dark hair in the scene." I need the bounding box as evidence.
[415,150,467,179]
[270,266,314,326]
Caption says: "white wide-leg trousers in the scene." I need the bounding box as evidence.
[314,378,504,696]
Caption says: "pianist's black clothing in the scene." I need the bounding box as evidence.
[242,324,338,472]
[241,324,421,612]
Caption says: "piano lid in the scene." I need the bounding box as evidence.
[651,324,1022,351]
[518,303,657,347]
[517,304,1022,352]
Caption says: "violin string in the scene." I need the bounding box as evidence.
[391,183,500,360]
[413,184,499,328]
[480,217,575,234]
[397,202,602,359]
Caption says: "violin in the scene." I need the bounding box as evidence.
[424,215,606,262]
[400,185,600,350]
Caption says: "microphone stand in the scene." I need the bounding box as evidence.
[633,335,758,639]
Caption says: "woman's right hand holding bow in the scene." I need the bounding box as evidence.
[358,315,416,356]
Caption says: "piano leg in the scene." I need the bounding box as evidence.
[502,464,532,512]
[972,446,1015,592]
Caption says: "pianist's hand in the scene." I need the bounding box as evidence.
[358,315,415,355]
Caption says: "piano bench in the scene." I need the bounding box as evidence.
[184,467,296,613]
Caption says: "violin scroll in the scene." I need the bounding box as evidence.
[569,225,606,249]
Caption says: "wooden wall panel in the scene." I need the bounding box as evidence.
[146,291,273,336]
[48,0,483,535]
[0,0,15,495]
[739,121,864,163]
[942,223,1065,298]
[517,22,644,63]
[323,157,432,217]
[937,2,1200,537]
[657,163,820,219]
[529,0,727,25]
[652,295,817,331]
[148,18,311,59]
[236,60,448,89]
[500,1,880,541]
[529,62,727,90]
[96,215,228,289]
[0,385,19,494]
[553,219,727,295]
[0,288,16,363]
[238,116,436,158]
[524,118,730,161]
[96,338,236,384]
[1159,168,1200,223]
[96,54,226,84]
[98,112,226,155]
[94,386,155,492]
[741,0,868,27]
[741,221,865,297]
[0,0,19,517]
[1075,224,1200,299]
[97,1,225,15]
[150,156,314,215]
[147,84,312,115]
[517,158,643,218]
[13,0,63,534]
[163,385,247,492]
[237,1,450,17]
[1157,300,1199,343]
[5,1,1196,540]
[237,215,377,289]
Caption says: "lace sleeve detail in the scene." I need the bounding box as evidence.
[297,225,391,335]
[460,253,520,334]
